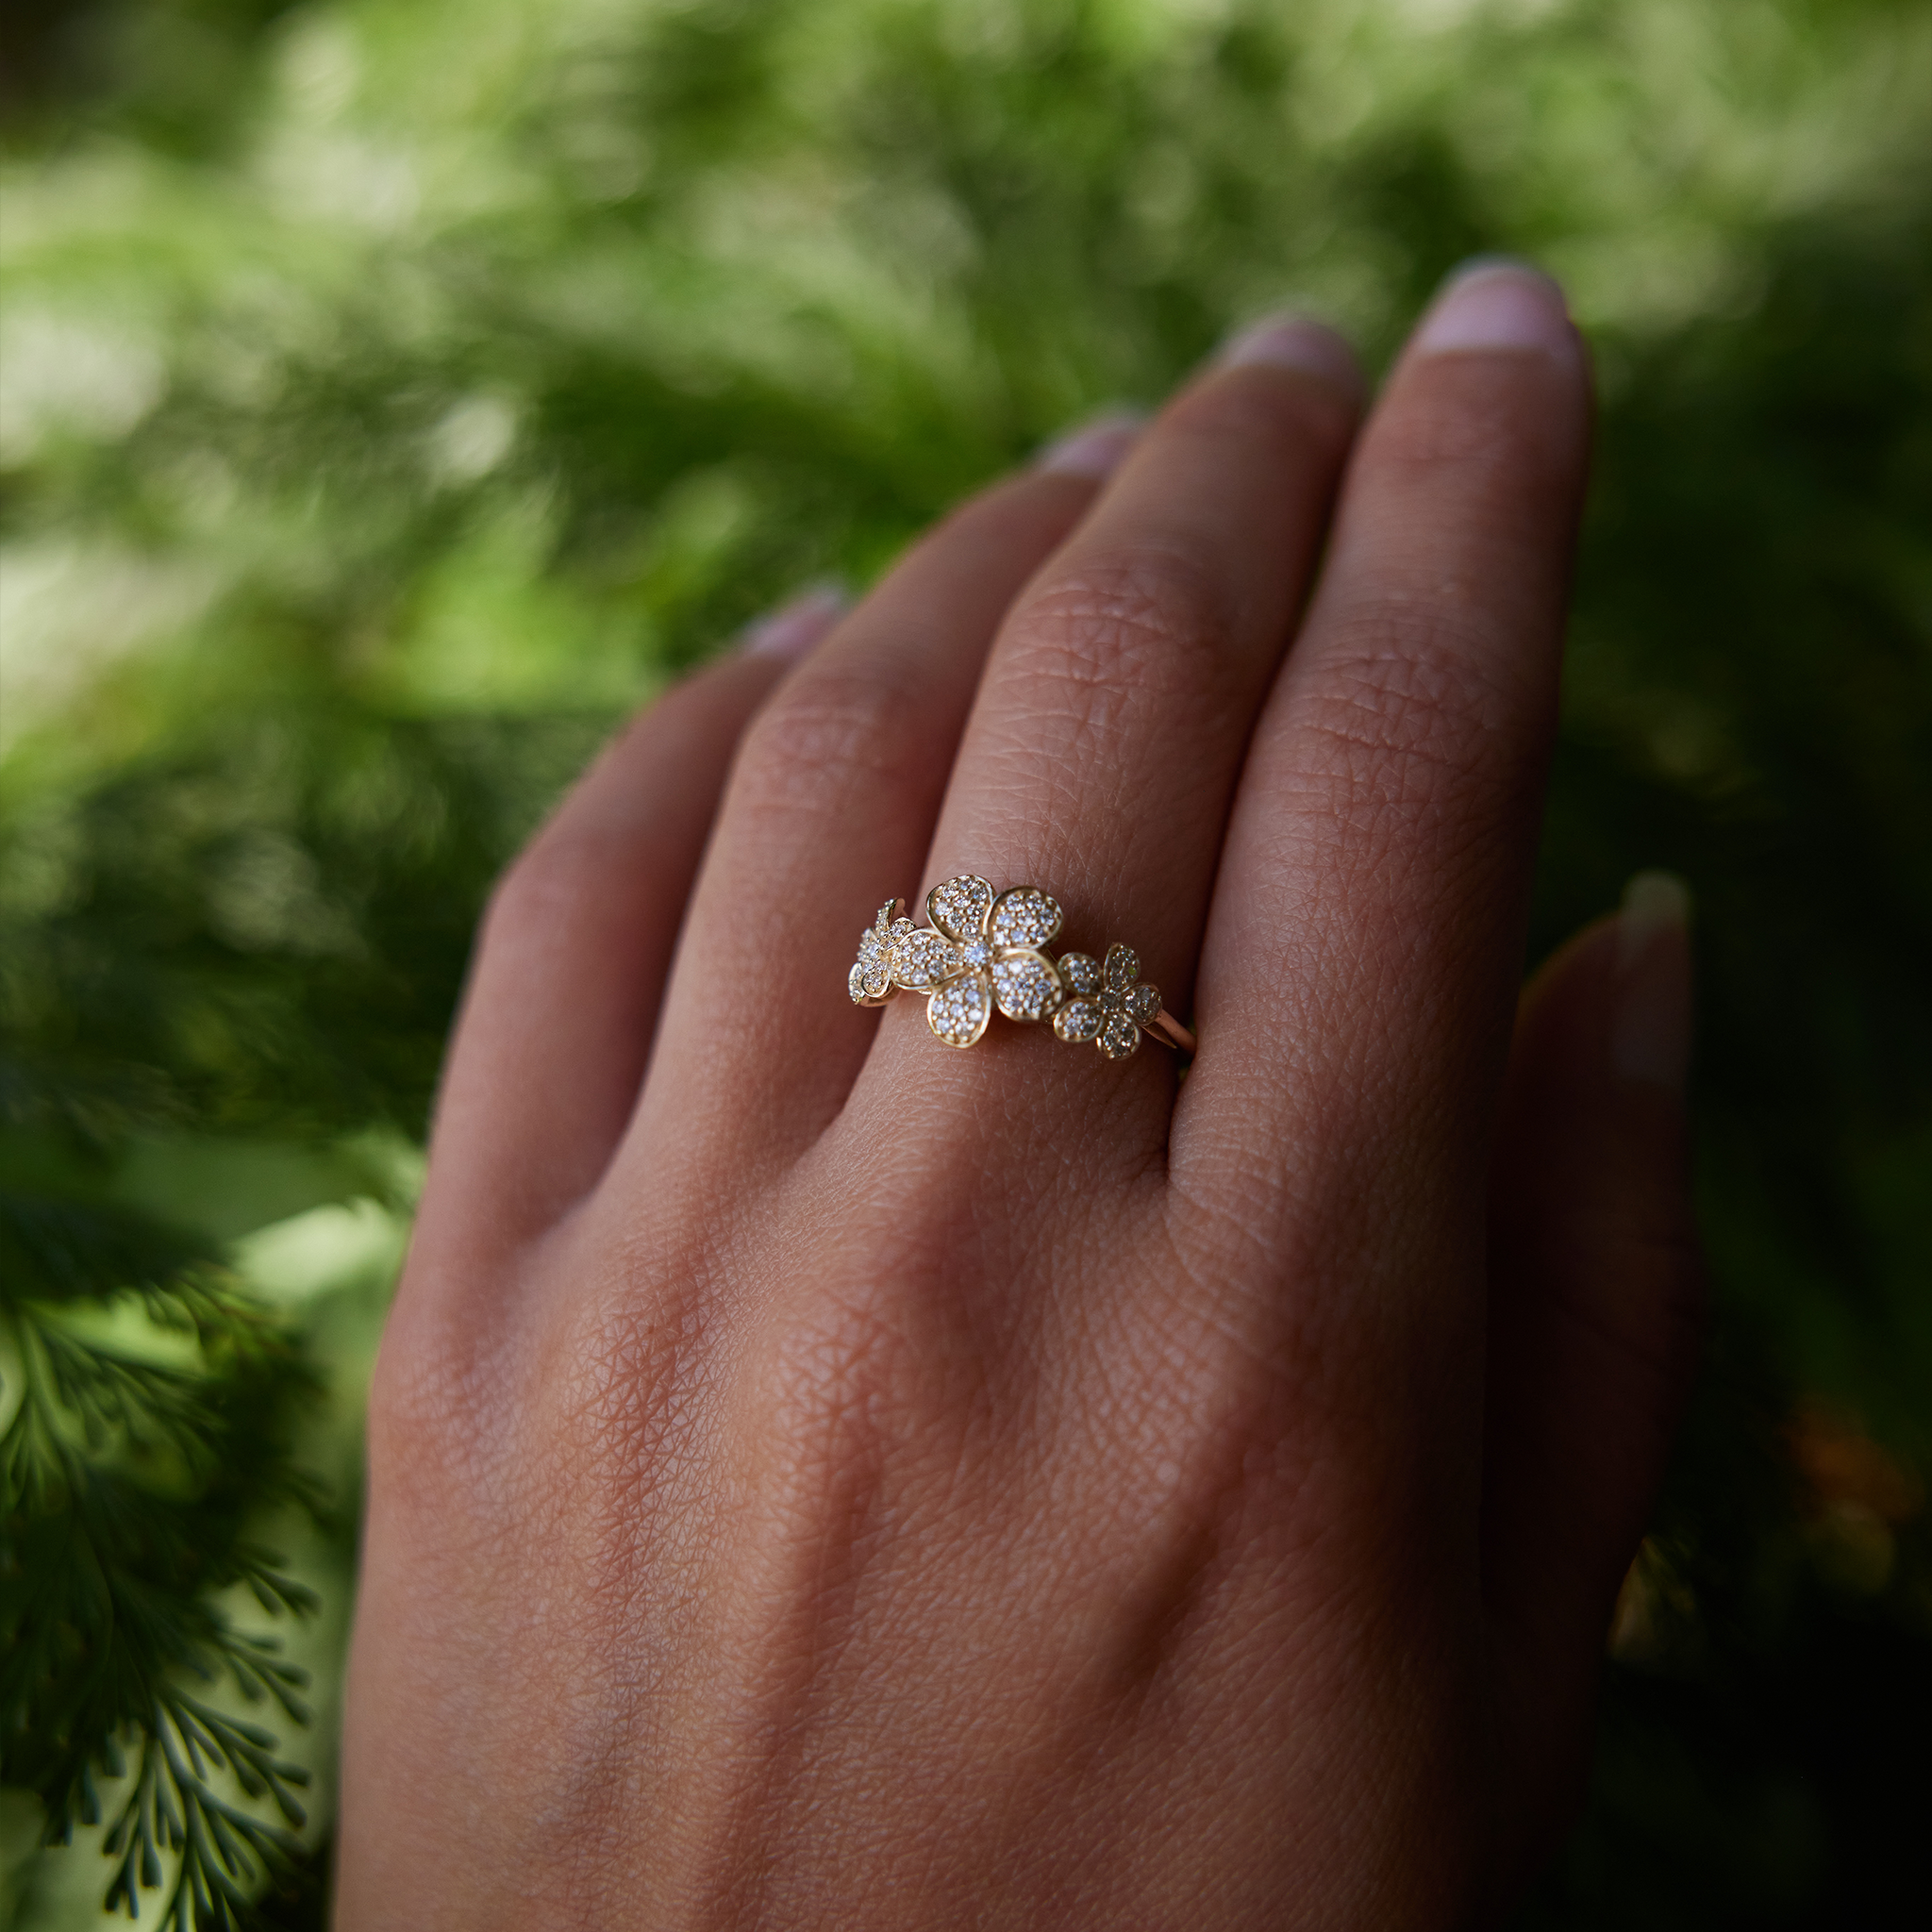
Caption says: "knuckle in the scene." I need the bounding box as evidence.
[1172,366,1357,464]
[1373,361,1576,502]
[1291,608,1542,821]
[744,1266,974,1522]
[488,824,640,941]
[731,662,932,829]
[760,1284,918,1463]
[556,1268,718,1503]
[1007,545,1235,752]
[364,1286,501,1503]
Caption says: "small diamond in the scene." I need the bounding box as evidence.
[1058,952,1103,995]
[961,941,991,968]
[991,954,1062,1023]
[1054,999,1102,1043]
[854,924,893,999]
[991,887,1062,951]
[1048,935,1170,1059]
[929,875,994,942]
[849,900,906,1005]
[928,974,992,1048]
[891,927,961,991]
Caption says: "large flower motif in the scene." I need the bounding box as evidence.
[847,899,912,1007]
[1052,942,1164,1059]
[916,874,1068,1048]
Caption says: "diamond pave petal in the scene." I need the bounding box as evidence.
[1058,951,1103,996]
[927,973,993,1048]
[891,926,961,991]
[991,952,1063,1024]
[990,886,1062,952]
[1054,999,1102,1043]
[850,901,902,1006]
[856,886,1179,1058]
[928,874,994,943]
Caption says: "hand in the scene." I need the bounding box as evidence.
[339,262,1703,1928]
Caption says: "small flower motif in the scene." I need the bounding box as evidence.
[919,874,1067,1048]
[1052,942,1164,1059]
[847,899,912,1007]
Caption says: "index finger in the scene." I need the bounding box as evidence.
[1177,264,1592,1304]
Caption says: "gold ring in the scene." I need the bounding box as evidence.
[847,874,1196,1059]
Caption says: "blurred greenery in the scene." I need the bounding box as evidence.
[1,0,1927,1924]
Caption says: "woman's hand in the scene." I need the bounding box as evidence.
[338,263,1702,1928]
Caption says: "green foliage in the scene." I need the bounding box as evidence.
[2,1224,323,1925]
[3,0,1929,1924]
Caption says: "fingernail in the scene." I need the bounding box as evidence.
[1612,871,1693,1092]
[1033,408,1146,481]
[1412,258,1579,362]
[740,581,848,659]
[1218,312,1365,403]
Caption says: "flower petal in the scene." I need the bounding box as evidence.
[1054,999,1102,1043]
[850,960,893,1007]
[990,886,1062,951]
[928,874,994,943]
[1125,982,1161,1024]
[1058,951,1103,996]
[891,927,962,991]
[1104,942,1141,991]
[927,972,993,1048]
[991,951,1063,1023]
[1100,1013,1142,1060]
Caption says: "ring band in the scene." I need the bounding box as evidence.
[847,874,1196,1059]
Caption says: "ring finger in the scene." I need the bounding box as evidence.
[619,428,1141,1189]
[862,319,1365,1155]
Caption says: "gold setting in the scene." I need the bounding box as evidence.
[847,874,1196,1057]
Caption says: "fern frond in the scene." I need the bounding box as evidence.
[0,1267,323,1927]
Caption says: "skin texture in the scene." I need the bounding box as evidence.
[338,267,1704,1928]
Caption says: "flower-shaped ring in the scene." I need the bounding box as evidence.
[911,874,1069,1048]
[845,876,1195,1058]
[1052,943,1185,1059]
[847,899,912,1007]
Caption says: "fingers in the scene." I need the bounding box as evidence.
[923,320,1363,941]
[1481,876,1704,1850]
[411,591,843,1262]
[619,446,1128,1182]
[1177,264,1593,1339]
[850,320,1363,1163]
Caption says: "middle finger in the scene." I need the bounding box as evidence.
[863,319,1364,1145]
